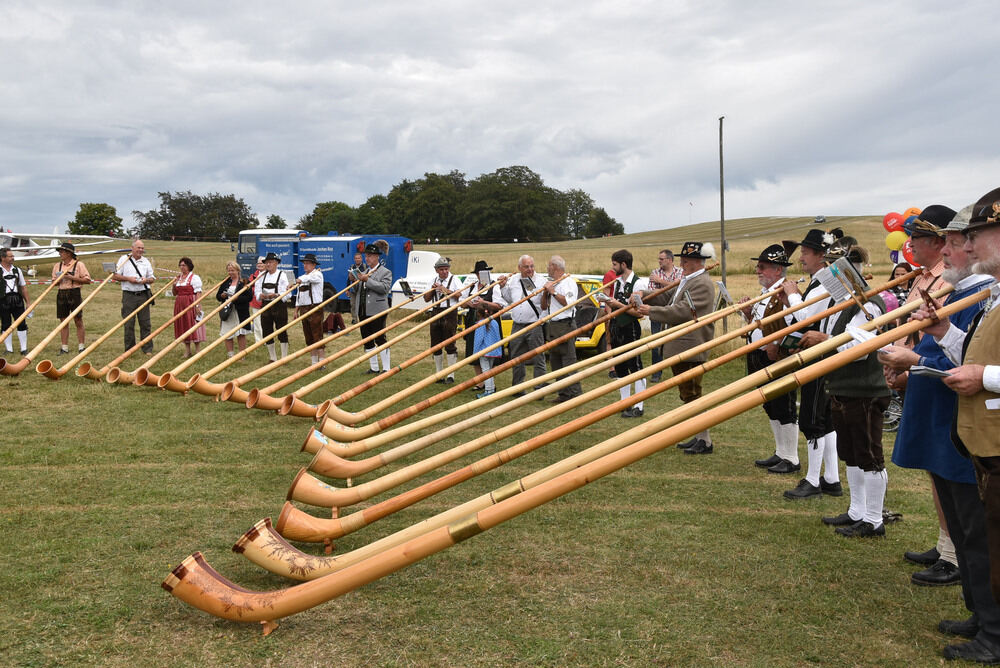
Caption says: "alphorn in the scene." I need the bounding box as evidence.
[275,271,934,545]
[307,268,711,426]
[122,281,255,388]
[0,270,116,376]
[0,268,67,351]
[82,279,225,382]
[36,278,177,380]
[244,274,520,414]
[285,277,935,510]
[156,279,300,393]
[184,281,358,396]
[218,284,438,405]
[165,286,985,630]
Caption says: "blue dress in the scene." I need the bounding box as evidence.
[891,277,995,482]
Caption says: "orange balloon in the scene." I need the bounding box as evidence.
[903,206,922,219]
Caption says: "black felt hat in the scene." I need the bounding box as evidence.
[751,242,796,267]
[301,253,319,266]
[472,260,492,273]
[904,205,954,238]
[57,242,76,257]
[798,229,834,252]
[968,187,1000,231]
[364,243,381,255]
[263,252,280,263]
[679,241,714,259]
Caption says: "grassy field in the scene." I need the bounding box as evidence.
[1,216,961,667]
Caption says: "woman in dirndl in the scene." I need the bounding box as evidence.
[173,257,206,357]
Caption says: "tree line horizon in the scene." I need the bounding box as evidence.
[66,165,625,243]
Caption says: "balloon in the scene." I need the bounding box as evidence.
[903,206,922,219]
[903,215,919,233]
[882,212,905,232]
[902,239,916,266]
[885,230,908,251]
[889,250,899,264]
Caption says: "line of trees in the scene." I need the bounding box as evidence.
[70,165,623,242]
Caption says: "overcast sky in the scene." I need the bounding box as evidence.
[3,1,998,234]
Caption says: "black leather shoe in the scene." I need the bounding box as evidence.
[938,617,980,639]
[511,391,526,398]
[767,459,801,474]
[784,479,821,500]
[912,559,961,587]
[684,440,713,455]
[621,408,637,418]
[835,521,885,538]
[651,372,662,382]
[820,478,843,496]
[942,637,1000,664]
[364,369,380,375]
[755,454,781,468]
[445,377,455,384]
[822,512,860,526]
[904,547,940,566]
[676,437,698,450]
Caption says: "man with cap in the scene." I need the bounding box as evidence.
[605,249,649,417]
[542,255,582,403]
[637,241,716,451]
[0,246,31,355]
[499,255,547,395]
[914,187,1000,663]
[253,252,291,362]
[356,243,393,373]
[739,241,801,474]
[52,242,92,355]
[295,253,326,367]
[782,229,843,499]
[798,242,891,538]
[885,206,961,583]
[424,256,463,383]
[880,203,998,653]
[112,239,156,354]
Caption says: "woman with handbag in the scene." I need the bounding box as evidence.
[173,257,206,357]
[217,261,252,358]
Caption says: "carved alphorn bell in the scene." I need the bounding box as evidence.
[184,281,358,397]
[165,285,984,631]
[1,270,115,376]
[100,279,227,384]
[245,274,518,414]
[36,278,176,380]
[156,280,298,393]
[218,284,438,405]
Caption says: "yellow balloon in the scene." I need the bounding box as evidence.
[885,230,908,251]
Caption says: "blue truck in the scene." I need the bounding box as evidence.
[236,229,414,312]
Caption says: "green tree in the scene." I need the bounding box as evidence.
[410,171,467,241]
[562,189,594,239]
[584,207,625,237]
[130,191,259,240]
[68,203,125,237]
[298,201,356,235]
[265,214,286,229]
[355,194,389,234]
[460,166,565,242]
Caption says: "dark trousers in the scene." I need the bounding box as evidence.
[973,456,1000,606]
[121,290,152,353]
[934,471,1000,646]
[1,302,27,333]
[799,377,833,440]
[509,322,545,388]
[429,310,458,355]
[611,318,642,379]
[830,395,890,472]
[650,320,664,367]
[301,310,324,347]
[747,348,797,424]
[360,314,388,350]
[260,301,288,343]
[670,360,703,404]
[547,318,581,399]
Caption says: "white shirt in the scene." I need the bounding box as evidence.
[295,268,324,306]
[500,273,546,324]
[431,272,462,308]
[548,274,577,321]
[614,272,649,303]
[936,281,1000,392]
[748,277,792,345]
[254,269,290,302]
[176,272,202,293]
[117,254,155,292]
[787,273,830,323]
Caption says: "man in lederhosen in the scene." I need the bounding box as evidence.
[52,242,92,355]
[425,256,463,383]
[295,253,326,367]
[253,252,291,362]
[1,247,31,355]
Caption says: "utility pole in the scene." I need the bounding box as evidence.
[719,116,727,287]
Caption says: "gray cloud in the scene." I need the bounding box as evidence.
[2,0,998,234]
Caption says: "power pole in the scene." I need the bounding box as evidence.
[719,116,727,287]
